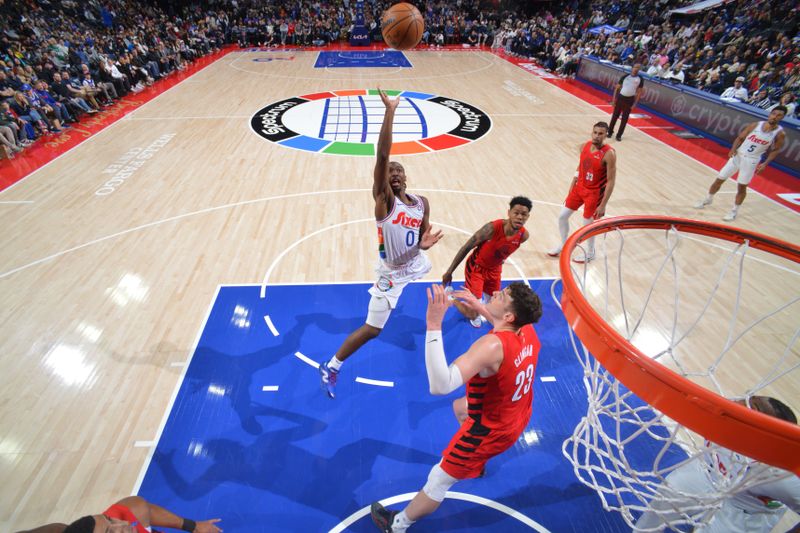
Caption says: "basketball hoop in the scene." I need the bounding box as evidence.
[557,216,800,531]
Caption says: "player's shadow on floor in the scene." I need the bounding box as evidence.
[152,405,441,517]
[181,304,432,437]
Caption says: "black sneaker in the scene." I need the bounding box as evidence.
[615,135,622,142]
[607,130,614,138]
[370,502,398,532]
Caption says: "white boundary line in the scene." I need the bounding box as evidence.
[264,315,280,336]
[260,218,373,298]
[1,52,228,197]
[492,113,607,117]
[3,182,794,283]
[294,351,319,368]
[131,284,221,494]
[259,218,532,298]
[354,377,394,387]
[129,278,561,497]
[125,115,251,120]
[330,491,551,533]
[0,186,557,279]
[229,48,498,82]
[0,200,34,204]
[221,277,558,287]
[681,233,800,276]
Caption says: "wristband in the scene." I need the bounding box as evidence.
[181,518,196,532]
[426,330,443,343]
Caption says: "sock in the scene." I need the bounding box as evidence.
[731,204,739,213]
[553,206,573,253]
[327,356,343,371]
[582,218,595,257]
[391,511,415,532]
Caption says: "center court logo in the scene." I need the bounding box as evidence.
[250,89,491,156]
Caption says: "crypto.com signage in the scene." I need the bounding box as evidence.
[578,57,800,177]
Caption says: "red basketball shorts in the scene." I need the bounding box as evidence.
[565,185,605,219]
[464,261,501,299]
[440,419,522,479]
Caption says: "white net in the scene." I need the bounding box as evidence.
[557,221,800,532]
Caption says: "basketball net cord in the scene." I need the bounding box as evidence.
[551,226,799,531]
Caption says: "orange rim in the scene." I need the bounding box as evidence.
[560,215,800,475]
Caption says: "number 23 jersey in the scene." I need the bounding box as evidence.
[466,324,541,432]
[578,141,614,190]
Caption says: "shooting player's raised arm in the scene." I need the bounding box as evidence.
[373,89,400,204]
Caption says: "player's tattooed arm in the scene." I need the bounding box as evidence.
[442,222,493,286]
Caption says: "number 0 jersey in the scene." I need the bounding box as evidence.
[377,194,425,266]
[578,141,614,190]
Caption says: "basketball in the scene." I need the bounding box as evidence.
[381,3,424,51]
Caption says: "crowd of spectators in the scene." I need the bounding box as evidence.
[0,0,223,160]
[1,0,797,161]
[492,0,798,119]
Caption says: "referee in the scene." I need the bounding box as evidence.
[608,62,644,142]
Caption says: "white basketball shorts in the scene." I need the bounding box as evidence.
[365,252,432,328]
[718,154,759,185]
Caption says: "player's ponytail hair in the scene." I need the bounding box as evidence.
[507,282,542,327]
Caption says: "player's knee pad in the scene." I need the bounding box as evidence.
[558,207,575,221]
[365,295,392,329]
[422,463,459,502]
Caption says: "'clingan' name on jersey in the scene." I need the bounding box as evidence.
[514,343,534,368]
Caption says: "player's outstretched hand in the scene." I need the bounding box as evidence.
[426,284,451,327]
[377,87,400,111]
[442,271,453,286]
[452,289,481,312]
[420,226,443,250]
[195,519,223,533]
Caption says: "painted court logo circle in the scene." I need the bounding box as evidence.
[250,89,491,156]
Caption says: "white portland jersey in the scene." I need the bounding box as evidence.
[738,122,782,159]
[377,194,424,266]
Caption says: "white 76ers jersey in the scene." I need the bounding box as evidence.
[737,122,783,159]
[377,194,425,266]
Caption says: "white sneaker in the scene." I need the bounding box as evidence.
[722,210,737,222]
[546,248,561,258]
[469,315,485,328]
[444,285,454,301]
[694,197,712,209]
